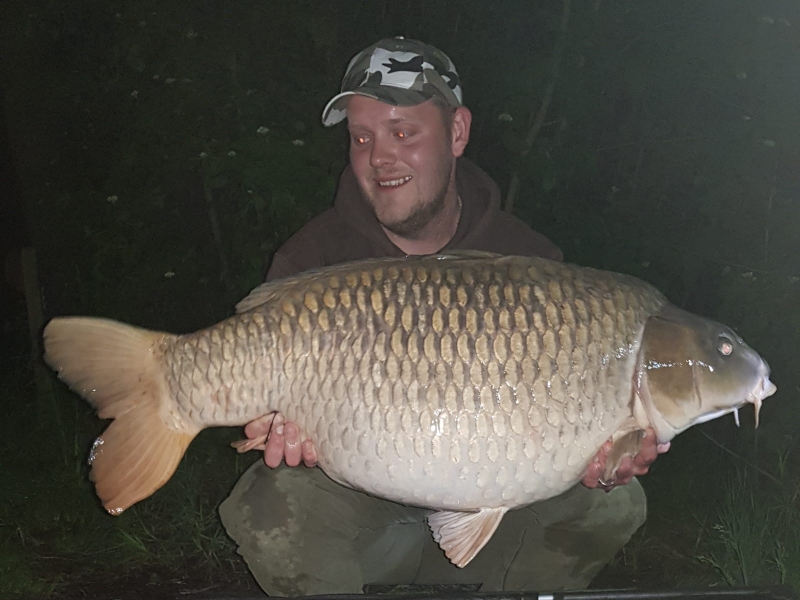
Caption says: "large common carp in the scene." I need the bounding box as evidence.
[43,254,776,567]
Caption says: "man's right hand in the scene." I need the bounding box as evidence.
[233,413,318,468]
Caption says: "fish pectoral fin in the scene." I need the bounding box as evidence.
[603,429,646,482]
[427,507,507,568]
[231,435,268,453]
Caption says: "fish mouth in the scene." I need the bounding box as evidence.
[744,374,777,428]
[689,372,776,431]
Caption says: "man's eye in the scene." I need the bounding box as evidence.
[353,135,368,145]
[396,131,409,139]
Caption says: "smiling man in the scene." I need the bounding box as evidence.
[348,94,463,253]
[219,37,664,596]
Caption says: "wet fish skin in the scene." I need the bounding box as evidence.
[42,253,776,567]
[162,255,666,508]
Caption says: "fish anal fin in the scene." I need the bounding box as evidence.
[231,435,268,453]
[427,507,507,568]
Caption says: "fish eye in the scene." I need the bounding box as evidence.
[718,336,734,356]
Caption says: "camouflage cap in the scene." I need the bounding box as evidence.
[321,37,463,127]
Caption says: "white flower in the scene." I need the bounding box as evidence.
[736,72,748,80]
[199,151,208,158]
[759,16,775,24]
[106,195,118,205]
[497,112,513,122]
[130,90,139,98]
[186,29,197,39]
[227,150,236,157]
[152,74,160,80]
[762,139,776,148]
[641,260,650,268]
[165,77,175,84]
[256,126,270,135]
[164,271,175,278]
[292,139,305,147]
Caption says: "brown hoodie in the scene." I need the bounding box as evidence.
[266,157,563,281]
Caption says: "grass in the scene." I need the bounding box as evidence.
[593,421,800,591]
[0,540,60,599]
[698,469,800,589]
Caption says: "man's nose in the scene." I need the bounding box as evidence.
[369,139,396,168]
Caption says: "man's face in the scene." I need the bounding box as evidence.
[346,96,468,239]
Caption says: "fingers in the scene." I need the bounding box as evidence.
[301,439,318,468]
[581,440,612,489]
[263,414,286,468]
[582,428,667,492]
[283,422,302,467]
[580,460,603,489]
[258,415,317,469]
[244,412,276,439]
[612,456,637,485]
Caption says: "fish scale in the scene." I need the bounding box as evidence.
[170,257,659,510]
[42,253,777,568]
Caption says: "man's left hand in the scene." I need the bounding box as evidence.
[581,428,670,491]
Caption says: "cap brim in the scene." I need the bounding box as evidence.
[321,87,439,127]
[321,91,379,127]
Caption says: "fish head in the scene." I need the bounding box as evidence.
[636,304,777,443]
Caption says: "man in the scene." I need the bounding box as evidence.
[219,37,666,596]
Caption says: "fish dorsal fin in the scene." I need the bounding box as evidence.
[234,265,351,313]
[235,279,293,314]
[435,249,503,259]
[234,253,507,314]
[427,507,507,568]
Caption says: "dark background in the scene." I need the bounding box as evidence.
[1,0,798,597]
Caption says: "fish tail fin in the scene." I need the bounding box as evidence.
[43,316,197,515]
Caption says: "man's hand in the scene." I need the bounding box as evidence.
[581,428,670,491]
[232,412,318,468]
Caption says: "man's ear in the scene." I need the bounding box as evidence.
[451,106,472,158]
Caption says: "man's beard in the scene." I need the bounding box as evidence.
[379,157,453,240]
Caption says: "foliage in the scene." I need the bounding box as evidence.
[698,467,800,589]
